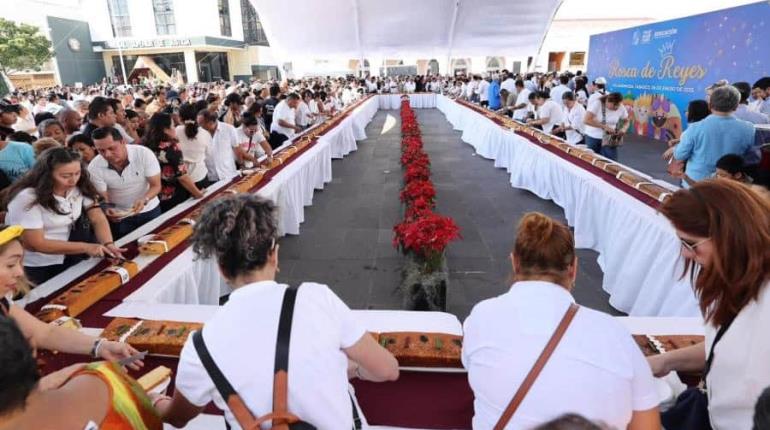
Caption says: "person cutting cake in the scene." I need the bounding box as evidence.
[648,180,770,430]
[0,317,162,430]
[0,224,142,391]
[153,195,399,429]
[462,212,661,429]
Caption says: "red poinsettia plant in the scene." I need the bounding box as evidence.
[400,179,436,203]
[393,102,461,270]
[404,163,430,183]
[393,211,461,270]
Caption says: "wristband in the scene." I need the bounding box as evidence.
[91,338,105,358]
[152,395,172,408]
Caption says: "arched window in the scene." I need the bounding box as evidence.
[428,59,439,75]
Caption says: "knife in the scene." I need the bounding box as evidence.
[118,350,148,366]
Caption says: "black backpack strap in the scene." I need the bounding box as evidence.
[274,285,300,375]
[350,394,362,430]
[193,330,260,427]
[703,317,735,384]
[192,330,238,401]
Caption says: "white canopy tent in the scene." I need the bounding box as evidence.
[251,0,564,74]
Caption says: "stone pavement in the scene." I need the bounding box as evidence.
[277,108,672,320]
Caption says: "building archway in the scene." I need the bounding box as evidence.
[450,58,470,76]
[428,59,439,75]
[486,56,505,73]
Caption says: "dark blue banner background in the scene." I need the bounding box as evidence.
[587,1,770,141]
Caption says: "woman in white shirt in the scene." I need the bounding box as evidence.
[4,147,123,284]
[235,114,273,168]
[649,180,770,430]
[154,195,399,429]
[583,92,629,161]
[176,102,211,189]
[462,212,661,430]
[553,91,586,146]
[526,91,564,135]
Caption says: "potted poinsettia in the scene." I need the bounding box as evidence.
[392,100,461,310]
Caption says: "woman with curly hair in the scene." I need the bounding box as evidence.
[4,147,123,284]
[154,195,399,429]
[142,113,204,213]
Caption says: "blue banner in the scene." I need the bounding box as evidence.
[587,1,770,141]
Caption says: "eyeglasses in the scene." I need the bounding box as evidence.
[680,237,709,253]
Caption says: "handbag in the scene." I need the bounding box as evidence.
[660,318,734,430]
[64,207,97,266]
[193,285,362,430]
[494,304,580,430]
[601,102,625,148]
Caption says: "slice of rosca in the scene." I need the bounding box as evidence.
[139,220,195,255]
[38,261,139,321]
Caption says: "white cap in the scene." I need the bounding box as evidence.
[594,77,607,85]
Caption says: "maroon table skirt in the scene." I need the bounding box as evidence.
[352,370,474,429]
[41,350,474,429]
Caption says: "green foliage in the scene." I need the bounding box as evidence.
[0,18,52,73]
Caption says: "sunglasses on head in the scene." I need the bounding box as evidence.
[680,237,709,253]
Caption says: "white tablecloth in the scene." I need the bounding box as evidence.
[378,93,437,110]
[20,97,379,308]
[436,95,699,318]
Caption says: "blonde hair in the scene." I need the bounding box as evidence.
[513,213,576,285]
[32,138,62,158]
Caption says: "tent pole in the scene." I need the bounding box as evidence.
[351,0,365,77]
[531,0,565,73]
[445,0,460,75]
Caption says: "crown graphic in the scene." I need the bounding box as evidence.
[658,41,675,58]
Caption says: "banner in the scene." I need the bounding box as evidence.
[587,1,770,141]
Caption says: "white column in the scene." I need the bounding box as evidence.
[437,58,449,75]
[184,50,199,83]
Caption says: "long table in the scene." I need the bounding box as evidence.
[97,304,701,430]
[435,95,699,317]
[18,96,379,311]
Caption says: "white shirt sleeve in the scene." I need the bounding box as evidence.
[7,189,44,230]
[627,335,660,411]
[87,161,108,193]
[175,334,218,407]
[140,147,161,177]
[315,284,367,348]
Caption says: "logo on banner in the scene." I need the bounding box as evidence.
[641,30,652,44]
[632,30,641,45]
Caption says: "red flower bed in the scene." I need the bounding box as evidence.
[393,100,460,261]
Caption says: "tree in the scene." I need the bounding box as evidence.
[0,18,52,75]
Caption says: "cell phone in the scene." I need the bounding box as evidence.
[100,202,116,211]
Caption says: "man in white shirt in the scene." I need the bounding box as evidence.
[366,77,378,93]
[527,91,565,134]
[500,73,517,95]
[511,80,532,121]
[89,126,162,238]
[295,91,315,129]
[197,109,240,182]
[549,75,571,108]
[478,77,491,108]
[553,91,586,145]
[269,93,301,149]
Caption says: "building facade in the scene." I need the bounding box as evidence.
[3,0,281,87]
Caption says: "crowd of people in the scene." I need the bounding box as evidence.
[0,180,768,429]
[0,76,376,284]
[0,72,768,430]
